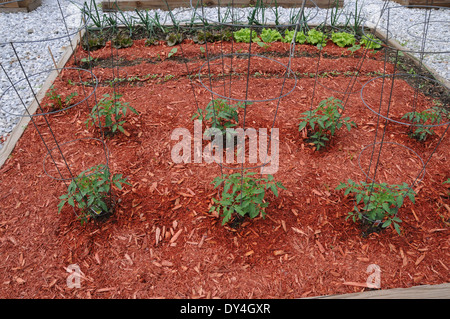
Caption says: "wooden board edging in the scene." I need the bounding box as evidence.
[0,0,42,13]
[101,0,344,12]
[308,283,450,299]
[389,0,450,8]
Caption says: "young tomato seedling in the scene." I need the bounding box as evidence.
[298,97,356,150]
[336,179,416,235]
[86,93,139,136]
[233,28,260,43]
[402,106,448,142]
[192,98,246,147]
[58,164,130,224]
[210,171,286,226]
[46,85,78,111]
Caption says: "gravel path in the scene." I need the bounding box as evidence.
[0,0,448,148]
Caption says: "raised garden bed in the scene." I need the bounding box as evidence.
[0,22,449,299]
[101,0,344,12]
[390,0,450,8]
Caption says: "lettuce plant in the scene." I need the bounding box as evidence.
[233,28,260,43]
[166,32,182,46]
[306,29,328,48]
[260,28,283,42]
[331,32,356,47]
[360,34,382,49]
[112,33,133,49]
[193,30,215,44]
[82,34,106,51]
[282,29,307,44]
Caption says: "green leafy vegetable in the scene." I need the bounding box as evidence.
[360,34,382,49]
[331,32,356,47]
[282,29,307,44]
[233,28,260,43]
[166,32,183,46]
[260,28,282,43]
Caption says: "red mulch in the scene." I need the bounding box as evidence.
[0,38,448,299]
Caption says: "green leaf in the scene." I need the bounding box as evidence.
[260,28,282,43]
[355,193,363,204]
[382,219,392,228]
[396,195,404,208]
[233,28,260,43]
[105,115,113,127]
[235,206,245,216]
[392,216,402,223]
[212,177,224,188]
[344,188,351,196]
[331,32,355,47]
[298,121,307,131]
[407,192,416,203]
[360,34,382,50]
[221,211,231,225]
[394,222,401,235]
[382,202,391,213]
[57,200,66,213]
[270,183,279,197]
[276,182,286,190]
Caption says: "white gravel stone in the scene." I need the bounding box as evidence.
[0,0,448,149]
